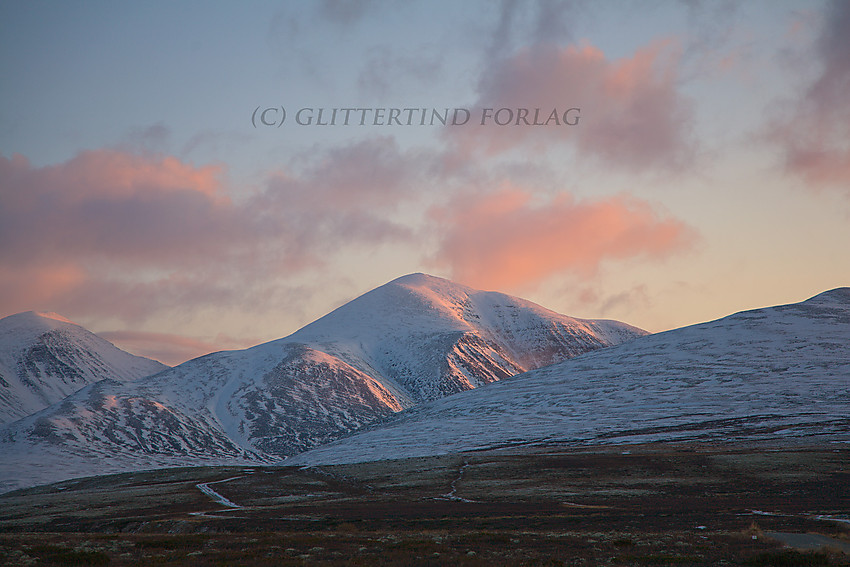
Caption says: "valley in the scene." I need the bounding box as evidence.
[2,443,848,565]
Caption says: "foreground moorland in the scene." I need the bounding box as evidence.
[1,443,848,566]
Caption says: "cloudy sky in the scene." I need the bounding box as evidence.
[2,0,848,365]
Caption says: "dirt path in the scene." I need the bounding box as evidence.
[436,460,476,502]
[195,476,244,508]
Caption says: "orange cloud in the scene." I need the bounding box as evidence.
[429,188,694,291]
[2,150,223,201]
[0,263,87,310]
[449,40,695,172]
[98,330,261,366]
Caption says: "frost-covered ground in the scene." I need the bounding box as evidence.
[289,288,850,466]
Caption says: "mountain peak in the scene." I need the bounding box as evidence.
[0,311,167,426]
[388,272,471,292]
[1,310,77,329]
[389,272,434,284]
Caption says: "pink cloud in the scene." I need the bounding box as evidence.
[0,150,234,268]
[783,148,850,188]
[429,187,695,291]
[9,149,222,200]
[449,40,696,172]
[0,140,420,324]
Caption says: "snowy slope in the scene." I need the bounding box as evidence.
[288,288,850,466]
[0,274,644,491]
[0,311,167,425]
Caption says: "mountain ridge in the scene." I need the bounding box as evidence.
[0,273,645,492]
[287,286,850,466]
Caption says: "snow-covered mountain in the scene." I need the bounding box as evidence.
[0,274,644,491]
[288,287,850,467]
[0,311,167,425]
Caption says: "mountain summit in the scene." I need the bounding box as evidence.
[0,311,167,425]
[0,274,645,491]
[282,273,645,402]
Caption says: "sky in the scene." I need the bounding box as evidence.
[1,0,849,366]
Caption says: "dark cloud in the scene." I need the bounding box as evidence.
[679,0,741,69]
[488,0,521,58]
[357,46,444,97]
[766,0,850,193]
[118,123,172,154]
[598,284,651,316]
[318,0,382,26]
[532,0,577,46]
[487,0,582,57]
[261,136,419,246]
